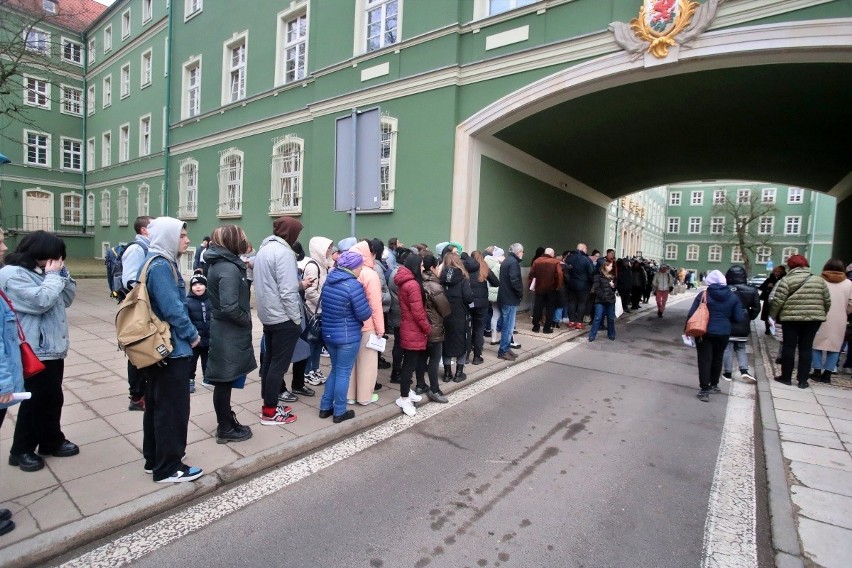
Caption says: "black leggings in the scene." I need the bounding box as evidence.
[780,321,821,383]
[416,341,443,393]
[213,383,234,427]
[696,334,729,391]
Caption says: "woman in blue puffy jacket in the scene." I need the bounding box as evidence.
[318,251,372,423]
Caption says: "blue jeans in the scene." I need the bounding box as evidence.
[321,341,360,416]
[588,303,615,341]
[305,340,323,374]
[499,305,518,354]
[812,350,840,372]
[723,341,749,372]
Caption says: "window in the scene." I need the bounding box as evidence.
[665,244,677,261]
[669,191,681,206]
[62,38,83,65]
[277,10,307,85]
[487,0,537,16]
[61,193,82,225]
[762,188,776,204]
[143,0,153,23]
[364,0,399,52]
[61,138,82,171]
[100,190,111,226]
[380,117,397,209]
[737,188,750,204]
[756,247,772,265]
[24,76,50,109]
[61,85,82,115]
[782,247,799,263]
[24,130,51,166]
[141,50,153,87]
[185,0,203,19]
[788,187,804,204]
[87,194,95,227]
[785,216,801,235]
[731,246,743,263]
[690,191,703,206]
[86,138,95,172]
[139,115,151,156]
[667,217,680,234]
[87,85,96,115]
[688,217,701,234]
[708,245,722,263]
[270,136,303,214]
[24,28,50,54]
[686,245,699,262]
[137,184,150,216]
[102,131,112,167]
[223,34,247,104]
[178,159,199,218]
[119,124,130,162]
[217,149,243,216]
[713,189,726,204]
[182,57,201,118]
[758,216,774,235]
[43,0,57,14]
[710,216,724,235]
[122,9,131,39]
[117,187,129,225]
[103,75,112,107]
[88,38,96,64]
[121,63,130,98]
[104,25,112,52]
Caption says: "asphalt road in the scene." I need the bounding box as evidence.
[59,299,771,567]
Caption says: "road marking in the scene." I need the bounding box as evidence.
[61,342,581,567]
[701,378,758,568]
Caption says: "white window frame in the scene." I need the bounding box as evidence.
[667,217,680,234]
[143,0,153,23]
[708,245,722,263]
[758,216,774,236]
[87,85,96,115]
[137,183,150,216]
[24,28,50,54]
[61,37,83,65]
[380,116,397,209]
[222,31,248,105]
[788,187,804,204]
[181,56,202,119]
[669,191,681,206]
[119,123,130,162]
[122,9,131,39]
[756,246,772,265]
[275,4,309,86]
[86,138,96,172]
[784,216,801,236]
[712,189,726,204]
[61,192,83,226]
[686,244,699,262]
[60,84,83,116]
[178,158,199,219]
[117,187,129,226]
[141,49,153,87]
[185,0,203,21]
[761,188,776,204]
[43,0,57,14]
[690,191,703,206]
[24,75,50,109]
[737,188,751,204]
[665,244,677,261]
[88,38,96,64]
[217,148,243,217]
[270,136,304,215]
[102,131,112,167]
[120,63,131,98]
[357,0,401,54]
[782,247,799,263]
[104,25,113,52]
[100,190,112,226]
[710,216,724,235]
[103,75,112,107]
[60,137,82,171]
[86,193,96,227]
[480,0,538,17]
[688,217,701,234]
[139,114,152,156]
[731,246,744,263]
[23,129,51,167]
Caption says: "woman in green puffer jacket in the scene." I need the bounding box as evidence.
[769,255,831,389]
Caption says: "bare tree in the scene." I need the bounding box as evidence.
[712,188,778,277]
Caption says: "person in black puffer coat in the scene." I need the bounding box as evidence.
[615,258,633,314]
[722,265,761,382]
[464,251,499,365]
[441,252,473,382]
[184,273,211,394]
[588,261,617,341]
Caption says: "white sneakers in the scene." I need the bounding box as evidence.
[408,392,422,403]
[396,396,416,417]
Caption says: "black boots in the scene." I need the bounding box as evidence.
[453,365,466,383]
[443,365,453,382]
[217,411,253,444]
[813,370,832,384]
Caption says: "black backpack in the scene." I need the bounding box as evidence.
[105,241,147,302]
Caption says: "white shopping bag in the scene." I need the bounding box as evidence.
[615,298,624,318]
[366,333,387,352]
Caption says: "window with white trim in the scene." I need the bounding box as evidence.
[143,0,153,23]
[120,63,130,98]
[708,245,721,263]
[737,188,750,204]
[667,217,680,234]
[86,138,95,172]
[731,246,743,263]
[222,33,247,104]
[217,149,243,216]
[178,159,198,218]
[784,216,801,235]
[62,38,83,65]
[270,136,303,214]
[781,247,798,263]
[276,9,307,85]
[104,25,112,52]
[43,0,57,14]
[686,244,699,262]
[487,0,537,16]
[185,0,203,19]
[100,190,111,226]
[103,75,112,107]
[61,137,82,171]
[787,187,804,204]
[364,0,399,53]
[24,28,50,54]
[713,189,726,204]
[710,216,724,235]
[61,85,82,115]
[141,49,153,87]
[87,85,95,115]
[122,9,131,39]
[756,246,771,265]
[119,124,130,162]
[669,191,681,206]
[761,188,776,204]
[688,217,701,234]
[139,115,151,156]
[24,76,50,109]
[61,193,82,225]
[102,131,111,167]
[117,187,129,225]
[665,244,677,261]
[88,38,96,63]
[24,130,51,166]
[86,193,95,226]
[758,216,774,235]
[137,184,150,216]
[690,191,703,206]
[182,57,201,119]
[380,116,397,209]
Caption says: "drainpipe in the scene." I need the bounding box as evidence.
[162,0,174,215]
[81,30,88,232]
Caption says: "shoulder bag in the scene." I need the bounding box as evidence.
[0,289,46,378]
[684,291,710,338]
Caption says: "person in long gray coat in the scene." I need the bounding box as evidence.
[204,225,256,444]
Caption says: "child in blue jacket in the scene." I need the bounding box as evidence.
[184,273,211,393]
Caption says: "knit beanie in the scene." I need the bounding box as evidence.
[787,254,809,269]
[337,251,363,270]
